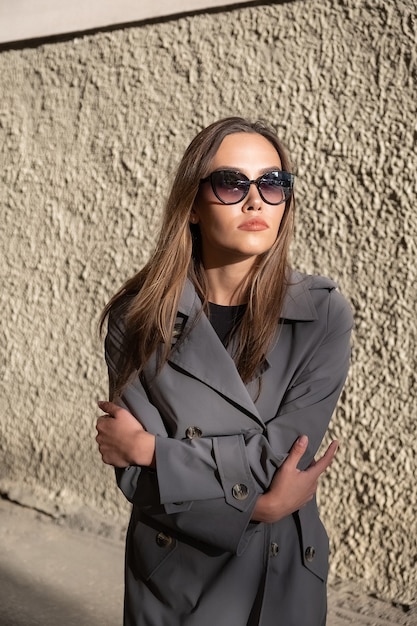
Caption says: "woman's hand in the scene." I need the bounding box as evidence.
[251,435,338,523]
[96,401,156,468]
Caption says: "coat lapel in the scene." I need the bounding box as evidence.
[168,280,265,426]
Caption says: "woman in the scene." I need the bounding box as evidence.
[96,117,353,626]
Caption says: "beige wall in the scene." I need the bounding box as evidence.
[1,0,416,607]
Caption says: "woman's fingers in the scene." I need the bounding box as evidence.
[97,400,119,417]
[285,434,309,468]
[308,440,339,478]
[95,400,155,467]
[96,401,145,430]
[286,436,339,475]
[260,437,339,522]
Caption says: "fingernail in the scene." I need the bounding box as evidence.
[97,400,105,408]
[298,435,308,447]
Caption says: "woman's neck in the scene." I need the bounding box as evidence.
[203,262,253,306]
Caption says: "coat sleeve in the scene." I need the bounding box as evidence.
[266,288,354,471]
[104,308,169,501]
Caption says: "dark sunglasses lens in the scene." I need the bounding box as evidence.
[212,171,248,204]
[259,172,293,204]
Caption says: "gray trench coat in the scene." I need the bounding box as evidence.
[104,271,353,626]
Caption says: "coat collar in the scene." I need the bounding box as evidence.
[280,271,321,321]
[177,271,329,322]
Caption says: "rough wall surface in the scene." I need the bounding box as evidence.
[0,0,416,606]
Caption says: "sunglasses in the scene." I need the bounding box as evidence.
[200,169,294,206]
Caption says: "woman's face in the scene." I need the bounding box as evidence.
[192,132,286,269]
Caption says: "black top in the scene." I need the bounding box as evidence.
[208,302,246,346]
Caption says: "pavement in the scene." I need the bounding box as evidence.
[0,497,415,626]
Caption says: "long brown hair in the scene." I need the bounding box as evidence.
[100,117,295,392]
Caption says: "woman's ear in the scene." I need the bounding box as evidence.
[189,208,199,224]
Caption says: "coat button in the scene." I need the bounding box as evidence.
[156,532,172,548]
[270,542,279,557]
[305,546,316,562]
[232,483,249,500]
[185,426,203,439]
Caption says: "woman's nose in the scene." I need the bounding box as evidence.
[242,183,263,211]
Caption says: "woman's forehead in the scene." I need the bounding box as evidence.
[210,132,281,175]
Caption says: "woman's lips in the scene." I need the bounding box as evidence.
[238,219,269,231]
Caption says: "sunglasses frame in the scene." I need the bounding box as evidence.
[200,169,294,206]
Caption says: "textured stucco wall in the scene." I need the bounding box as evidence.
[1,0,416,606]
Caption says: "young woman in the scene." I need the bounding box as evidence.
[96,117,353,626]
